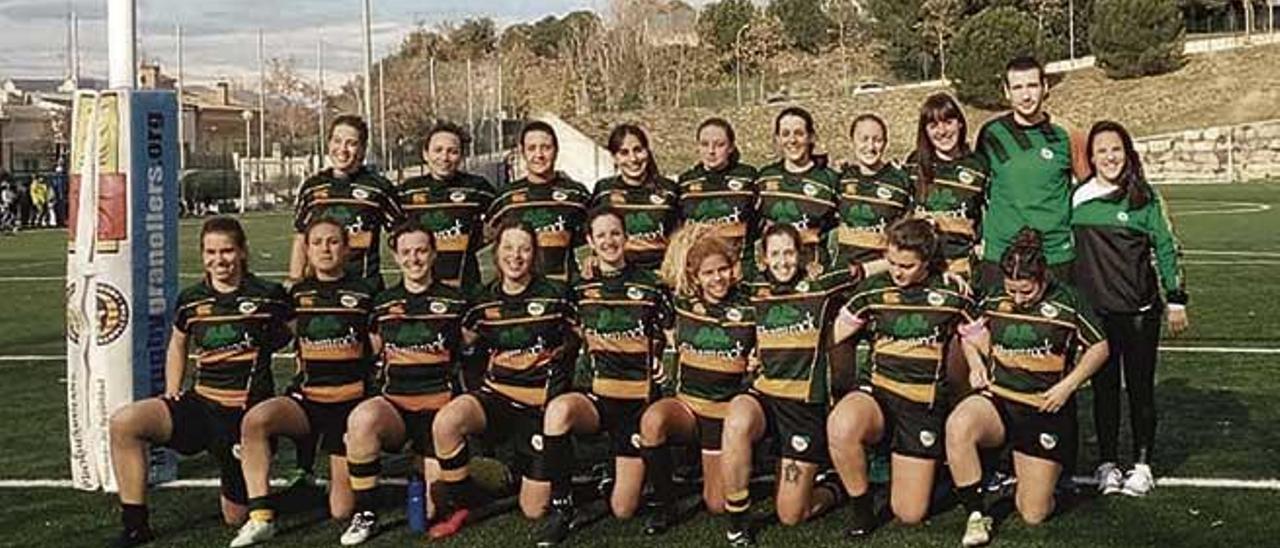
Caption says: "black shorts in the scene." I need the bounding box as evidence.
[694,414,724,453]
[162,393,247,504]
[989,394,1074,466]
[871,388,947,460]
[473,388,545,479]
[753,392,828,464]
[586,394,646,458]
[288,392,360,457]
[386,401,437,458]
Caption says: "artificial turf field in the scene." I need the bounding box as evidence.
[0,183,1277,547]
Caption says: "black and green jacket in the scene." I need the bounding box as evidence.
[589,175,680,271]
[398,172,496,291]
[1070,179,1188,314]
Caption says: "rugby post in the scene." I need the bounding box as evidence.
[65,0,180,492]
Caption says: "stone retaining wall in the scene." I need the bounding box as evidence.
[1134,119,1280,183]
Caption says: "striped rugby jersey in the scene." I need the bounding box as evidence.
[372,281,469,412]
[294,167,404,289]
[903,151,990,264]
[486,174,591,282]
[676,162,759,260]
[755,161,840,272]
[833,162,913,269]
[398,172,496,291]
[463,276,577,407]
[747,269,858,404]
[673,288,756,419]
[289,275,377,403]
[574,265,673,401]
[589,175,680,271]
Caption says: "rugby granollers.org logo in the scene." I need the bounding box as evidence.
[66,282,130,346]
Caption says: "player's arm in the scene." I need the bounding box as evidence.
[958,318,991,389]
[1040,339,1109,414]
[831,305,867,346]
[164,328,188,398]
[1147,190,1189,334]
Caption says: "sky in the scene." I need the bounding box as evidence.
[0,0,688,89]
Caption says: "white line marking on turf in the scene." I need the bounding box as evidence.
[1184,260,1280,265]
[0,271,291,283]
[1184,250,1280,257]
[1172,202,1272,216]
[1070,476,1280,490]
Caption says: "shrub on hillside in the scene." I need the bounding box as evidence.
[951,7,1044,108]
[1090,0,1185,79]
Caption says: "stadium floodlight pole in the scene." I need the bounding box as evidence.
[176,24,186,171]
[735,21,749,108]
[107,0,136,88]
[258,28,267,188]
[71,11,81,84]
[318,30,325,163]
[379,60,388,169]
[362,0,374,163]
[466,56,475,158]
[242,110,253,213]
[1068,0,1075,60]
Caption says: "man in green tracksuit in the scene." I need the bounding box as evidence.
[976,56,1089,287]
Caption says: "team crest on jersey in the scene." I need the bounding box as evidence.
[803,183,818,197]
[693,303,707,315]
[1117,211,1130,223]
[1040,148,1055,160]
[450,190,467,203]
[919,430,937,448]
[528,302,546,316]
[876,186,893,200]
[728,180,744,191]
[796,280,811,293]
[649,193,666,205]
[1040,303,1059,319]
[552,190,568,202]
[627,287,645,301]
[353,188,370,200]
[726,308,743,322]
[959,171,975,185]
[790,435,811,453]
[631,434,643,449]
[1039,432,1058,450]
[430,301,448,314]
[530,434,544,452]
[340,294,360,308]
[927,291,945,306]
[238,300,258,314]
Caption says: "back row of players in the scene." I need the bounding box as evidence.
[109,56,1188,548]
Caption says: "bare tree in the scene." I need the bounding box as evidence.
[920,0,963,80]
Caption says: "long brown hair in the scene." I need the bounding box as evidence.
[914,93,969,203]
[200,216,250,274]
[887,217,946,276]
[661,224,737,298]
[1086,120,1151,210]
[491,218,542,282]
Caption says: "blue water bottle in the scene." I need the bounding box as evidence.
[407,473,426,533]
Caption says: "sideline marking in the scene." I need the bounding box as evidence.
[1173,201,1271,216]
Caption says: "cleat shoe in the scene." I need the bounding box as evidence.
[534,505,575,546]
[726,527,755,547]
[1121,464,1155,497]
[981,470,1016,496]
[1095,462,1124,495]
[112,526,155,548]
[339,511,377,546]
[643,506,675,536]
[229,519,275,547]
[427,508,470,540]
[961,511,993,547]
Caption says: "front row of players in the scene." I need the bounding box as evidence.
[110,211,1108,548]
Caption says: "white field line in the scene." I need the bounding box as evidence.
[1184,250,1280,257]
[1172,202,1272,216]
[1183,260,1280,265]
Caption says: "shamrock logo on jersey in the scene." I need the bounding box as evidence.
[595,308,636,333]
[419,210,454,232]
[498,326,532,348]
[924,188,959,212]
[999,324,1040,349]
[762,304,804,329]
[306,316,346,339]
[693,199,733,220]
[892,314,931,338]
[203,324,242,348]
[692,326,734,350]
[522,209,557,229]
[843,202,879,226]
[625,212,659,233]
[768,201,805,224]
[392,322,435,345]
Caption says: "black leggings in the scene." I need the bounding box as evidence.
[1092,311,1161,465]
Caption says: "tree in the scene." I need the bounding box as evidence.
[950,6,1044,107]
[739,14,785,100]
[262,57,320,158]
[767,0,833,53]
[1091,0,1185,79]
[450,17,497,60]
[920,0,964,79]
[864,0,934,79]
[697,0,757,54]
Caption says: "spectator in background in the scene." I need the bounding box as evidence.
[30,177,51,227]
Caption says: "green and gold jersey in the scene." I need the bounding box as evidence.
[673,289,756,419]
[903,151,990,266]
[978,281,1105,409]
[589,175,679,271]
[574,265,673,401]
[755,161,840,271]
[747,269,858,404]
[833,163,913,268]
[487,174,591,282]
[463,276,577,407]
[372,281,469,412]
[294,167,404,289]
[676,162,758,259]
[398,172,496,291]
[289,275,377,403]
[173,274,291,408]
[842,273,975,406]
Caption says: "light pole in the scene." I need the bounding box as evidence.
[1068,0,1075,60]
[735,21,750,108]
[241,110,253,213]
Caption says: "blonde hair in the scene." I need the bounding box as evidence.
[660,224,738,298]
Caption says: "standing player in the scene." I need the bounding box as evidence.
[397,122,496,292]
[945,228,1109,546]
[755,107,840,275]
[640,225,757,535]
[589,124,679,272]
[903,93,990,280]
[108,217,290,547]
[428,220,579,540]
[676,118,759,266]
[487,121,591,282]
[1073,121,1189,497]
[532,208,673,546]
[827,218,974,538]
[833,114,913,277]
[976,56,1090,285]
[231,219,377,547]
[719,224,856,546]
[338,223,468,545]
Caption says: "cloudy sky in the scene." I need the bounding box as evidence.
[0,0,686,88]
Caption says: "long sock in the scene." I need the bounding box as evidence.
[437,442,480,510]
[725,489,751,531]
[121,503,148,531]
[348,458,382,513]
[542,433,574,507]
[955,482,986,515]
[248,496,274,522]
[849,492,874,529]
[640,445,674,510]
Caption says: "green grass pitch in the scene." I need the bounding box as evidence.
[0,183,1278,546]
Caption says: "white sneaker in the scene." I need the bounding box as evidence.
[340,511,377,546]
[229,518,276,547]
[1121,464,1155,497]
[1095,462,1124,495]
[962,511,993,547]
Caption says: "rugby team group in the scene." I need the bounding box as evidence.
[106,55,1188,548]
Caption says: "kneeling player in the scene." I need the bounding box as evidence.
[946,228,1108,546]
[339,223,468,545]
[428,220,579,540]
[231,219,377,547]
[827,218,974,537]
[531,208,673,546]
[109,217,290,547]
